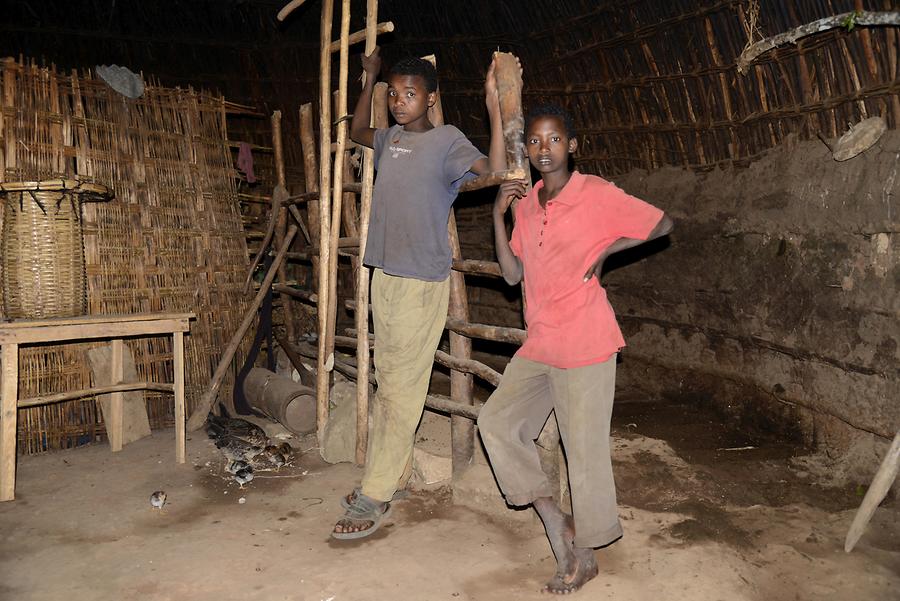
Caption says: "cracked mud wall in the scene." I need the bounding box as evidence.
[457,132,898,466]
[610,131,899,458]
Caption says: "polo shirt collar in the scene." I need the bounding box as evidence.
[532,171,586,206]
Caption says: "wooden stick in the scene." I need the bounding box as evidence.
[299,103,321,282]
[273,284,318,304]
[425,393,481,421]
[445,317,527,345]
[1,343,19,501]
[315,0,335,443]
[108,338,124,452]
[187,225,299,431]
[355,0,382,466]
[328,21,394,52]
[173,331,186,464]
[243,184,287,294]
[276,0,310,22]
[845,431,900,552]
[272,111,297,345]
[737,11,900,74]
[17,382,174,408]
[434,350,501,387]
[325,0,352,385]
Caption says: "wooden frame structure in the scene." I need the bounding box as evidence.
[272,0,533,476]
[1,312,194,501]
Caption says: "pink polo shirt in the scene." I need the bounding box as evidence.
[510,171,663,368]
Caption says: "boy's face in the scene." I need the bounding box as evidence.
[525,115,577,174]
[387,74,436,131]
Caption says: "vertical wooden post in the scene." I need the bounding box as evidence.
[447,211,475,477]
[299,103,320,281]
[333,91,361,279]
[315,0,335,442]
[326,0,352,382]
[1,343,18,501]
[173,331,186,464]
[421,55,475,477]
[108,338,124,452]
[272,110,297,344]
[354,0,381,466]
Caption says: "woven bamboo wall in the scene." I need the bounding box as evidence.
[0,58,250,454]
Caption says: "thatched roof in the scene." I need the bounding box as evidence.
[1,0,896,175]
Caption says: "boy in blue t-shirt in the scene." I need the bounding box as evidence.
[331,47,506,539]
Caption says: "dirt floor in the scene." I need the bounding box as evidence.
[1,392,897,601]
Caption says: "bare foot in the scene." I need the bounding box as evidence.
[533,497,600,594]
[543,548,598,595]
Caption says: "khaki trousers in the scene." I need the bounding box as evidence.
[360,268,449,502]
[478,354,623,548]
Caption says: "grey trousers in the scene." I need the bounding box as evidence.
[477,354,623,548]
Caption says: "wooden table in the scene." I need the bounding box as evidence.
[0,312,194,501]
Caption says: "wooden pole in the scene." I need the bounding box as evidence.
[299,103,320,281]
[187,225,299,431]
[422,54,475,476]
[1,343,18,501]
[108,338,124,452]
[315,0,335,442]
[845,431,900,552]
[272,111,297,345]
[324,0,351,389]
[328,21,394,52]
[355,0,382,466]
[173,331,186,464]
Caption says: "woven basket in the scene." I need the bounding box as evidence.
[1,179,111,319]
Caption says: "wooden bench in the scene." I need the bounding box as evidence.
[0,312,194,501]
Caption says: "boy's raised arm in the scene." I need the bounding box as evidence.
[350,47,381,149]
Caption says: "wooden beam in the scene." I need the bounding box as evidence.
[737,11,900,74]
[425,393,481,421]
[328,21,394,52]
[445,317,526,345]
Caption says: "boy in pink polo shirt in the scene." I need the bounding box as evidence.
[478,104,673,594]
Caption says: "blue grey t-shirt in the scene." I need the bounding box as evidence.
[364,124,485,281]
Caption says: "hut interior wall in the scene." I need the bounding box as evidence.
[0,1,896,455]
[0,59,251,454]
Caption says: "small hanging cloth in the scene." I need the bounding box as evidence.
[237,142,257,183]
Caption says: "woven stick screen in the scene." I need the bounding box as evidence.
[0,58,250,454]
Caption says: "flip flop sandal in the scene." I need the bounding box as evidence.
[331,493,393,540]
[339,487,408,510]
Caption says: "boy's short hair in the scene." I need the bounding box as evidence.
[389,57,438,93]
[526,103,576,139]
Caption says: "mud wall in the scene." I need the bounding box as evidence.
[457,132,898,456]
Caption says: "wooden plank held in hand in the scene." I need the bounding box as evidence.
[186,225,299,431]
